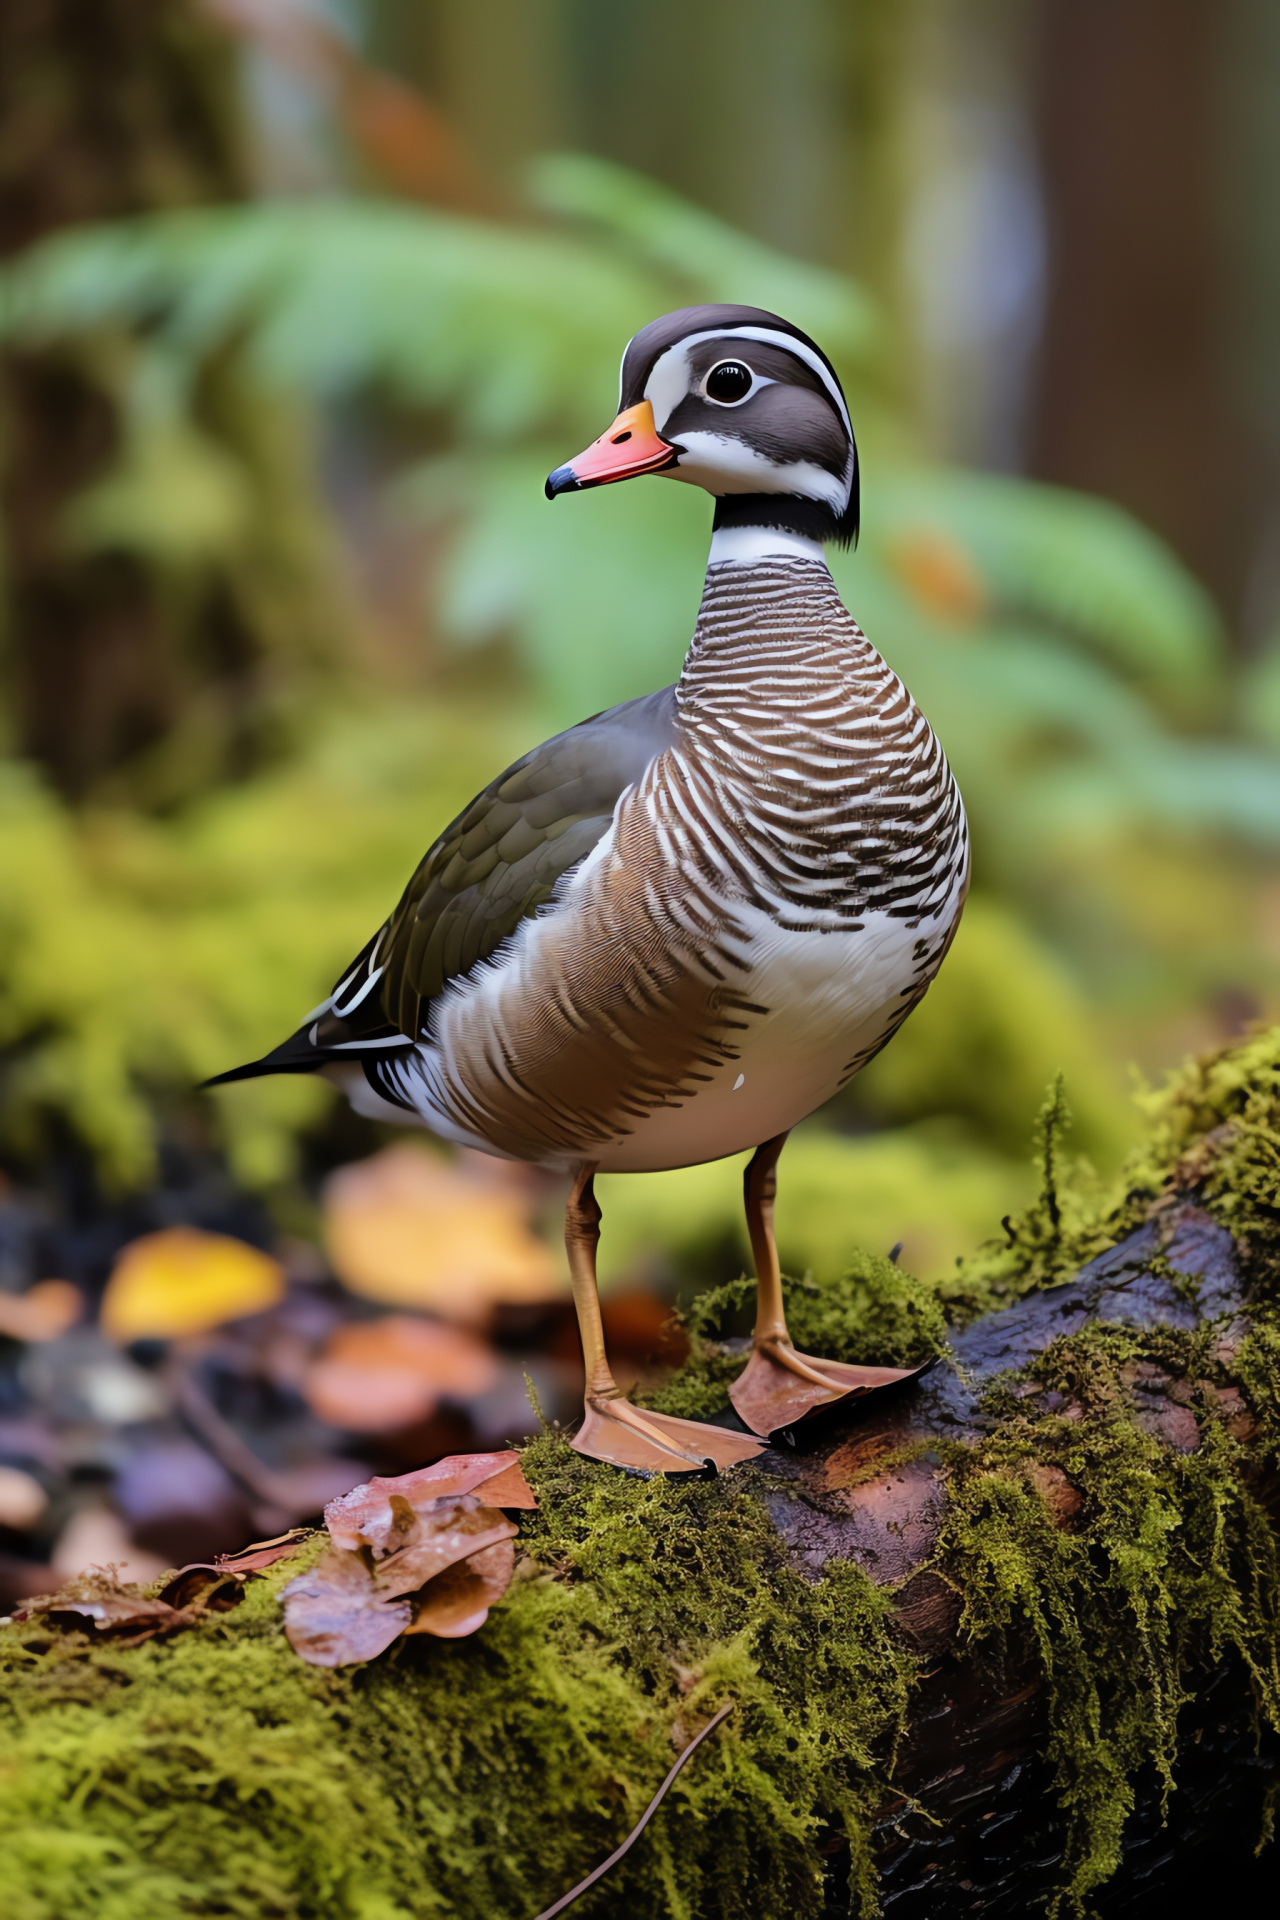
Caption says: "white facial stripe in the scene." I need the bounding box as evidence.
[643,327,854,444]
[644,340,698,437]
[666,430,848,511]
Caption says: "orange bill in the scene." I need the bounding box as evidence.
[545,400,679,497]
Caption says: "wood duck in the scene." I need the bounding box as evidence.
[209,304,969,1474]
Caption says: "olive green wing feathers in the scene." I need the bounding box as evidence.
[205,689,678,1084]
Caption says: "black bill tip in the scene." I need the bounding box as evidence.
[544,464,581,500]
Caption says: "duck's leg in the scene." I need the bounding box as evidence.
[728,1133,925,1438]
[566,1165,764,1474]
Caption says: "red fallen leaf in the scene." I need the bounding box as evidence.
[153,1529,314,1609]
[283,1451,537,1666]
[218,1528,312,1572]
[164,1528,312,1587]
[324,1449,535,1553]
[404,1537,516,1640]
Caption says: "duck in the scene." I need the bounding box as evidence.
[207,303,969,1475]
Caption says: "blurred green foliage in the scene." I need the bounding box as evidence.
[1,154,1277,1277]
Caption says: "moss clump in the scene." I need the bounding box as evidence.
[956,1027,1280,1316]
[3,1029,1280,1917]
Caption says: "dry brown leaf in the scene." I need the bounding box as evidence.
[404,1537,516,1639]
[324,1449,536,1551]
[283,1450,537,1666]
[15,1569,210,1642]
[217,1528,312,1572]
[369,1500,517,1598]
[101,1228,284,1343]
[157,1528,313,1608]
[302,1315,496,1432]
[281,1547,413,1667]
[323,1144,561,1321]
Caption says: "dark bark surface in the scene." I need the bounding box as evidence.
[736,1204,1277,1913]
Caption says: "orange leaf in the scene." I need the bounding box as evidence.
[282,1547,412,1667]
[884,528,987,626]
[325,1450,537,1551]
[302,1315,497,1432]
[323,1145,561,1321]
[282,1451,535,1665]
[405,1537,516,1639]
[0,1279,83,1343]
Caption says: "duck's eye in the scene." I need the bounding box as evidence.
[705,360,754,404]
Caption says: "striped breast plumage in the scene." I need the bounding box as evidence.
[369,556,969,1172]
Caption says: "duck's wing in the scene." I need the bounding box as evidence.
[205,687,678,1088]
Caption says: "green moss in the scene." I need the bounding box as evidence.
[649,1247,949,1422]
[4,1031,1280,1917]
[1,1455,916,1919]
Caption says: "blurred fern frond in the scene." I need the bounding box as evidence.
[526,152,881,366]
[868,470,1225,711]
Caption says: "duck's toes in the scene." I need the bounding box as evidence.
[728,1342,926,1438]
[571,1393,766,1475]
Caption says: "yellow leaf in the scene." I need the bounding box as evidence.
[101,1227,284,1342]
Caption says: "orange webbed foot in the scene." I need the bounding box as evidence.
[572,1392,766,1475]
[728,1339,928,1438]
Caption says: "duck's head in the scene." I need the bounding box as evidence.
[545,304,858,548]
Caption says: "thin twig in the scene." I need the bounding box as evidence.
[171,1361,299,1510]
[532,1703,734,1919]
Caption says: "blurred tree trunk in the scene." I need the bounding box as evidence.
[1027,0,1258,630]
[0,0,341,806]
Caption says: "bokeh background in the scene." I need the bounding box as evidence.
[2,0,1279,1595]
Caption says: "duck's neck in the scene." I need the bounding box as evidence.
[705,524,829,570]
[678,531,886,734]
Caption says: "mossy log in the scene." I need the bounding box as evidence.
[758,1199,1272,1913]
[3,1041,1280,1920]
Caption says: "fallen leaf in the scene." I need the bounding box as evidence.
[152,1566,245,1612]
[324,1449,536,1551]
[102,1228,284,1342]
[367,1499,517,1598]
[303,1315,497,1432]
[218,1528,312,1572]
[283,1451,537,1666]
[0,1463,48,1530]
[14,1569,208,1643]
[0,1280,84,1343]
[282,1547,413,1666]
[51,1506,169,1586]
[405,1537,516,1639]
[156,1528,312,1608]
[323,1145,561,1321]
